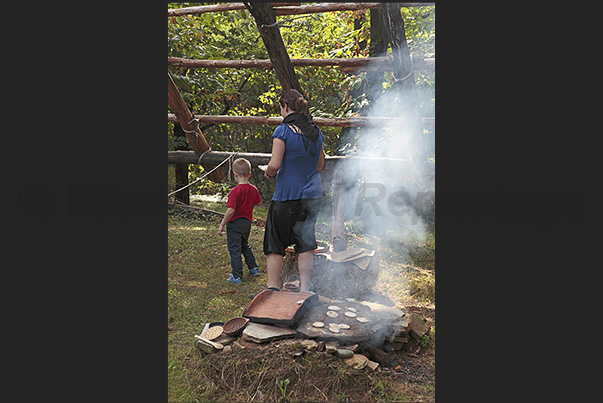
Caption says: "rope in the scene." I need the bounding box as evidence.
[390,54,414,82]
[167,153,232,197]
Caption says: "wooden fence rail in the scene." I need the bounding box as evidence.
[168,3,434,17]
[167,114,435,128]
[168,56,434,72]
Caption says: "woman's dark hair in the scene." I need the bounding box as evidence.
[279,89,309,115]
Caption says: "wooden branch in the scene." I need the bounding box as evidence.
[167,114,435,127]
[168,3,300,17]
[167,73,224,183]
[167,56,434,71]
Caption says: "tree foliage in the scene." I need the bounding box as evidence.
[167,3,435,196]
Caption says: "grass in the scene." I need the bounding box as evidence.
[168,198,435,402]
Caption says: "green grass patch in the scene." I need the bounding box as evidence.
[168,205,435,402]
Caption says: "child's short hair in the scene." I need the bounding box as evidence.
[232,158,252,176]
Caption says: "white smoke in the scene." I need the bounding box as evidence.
[335,83,434,248]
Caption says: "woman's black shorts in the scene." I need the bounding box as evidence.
[263,198,321,256]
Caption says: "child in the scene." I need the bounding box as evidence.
[218,158,262,284]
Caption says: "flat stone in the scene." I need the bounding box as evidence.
[344,354,369,369]
[392,318,410,333]
[242,322,297,344]
[367,360,380,371]
[335,349,354,359]
[325,341,339,353]
[300,339,320,352]
[407,313,430,340]
[359,301,405,322]
[337,343,359,352]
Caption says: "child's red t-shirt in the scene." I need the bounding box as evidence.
[225,183,262,222]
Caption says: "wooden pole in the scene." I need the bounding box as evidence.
[273,3,433,16]
[167,114,435,127]
[167,56,434,71]
[245,2,303,94]
[172,123,190,204]
[168,3,432,17]
[167,151,425,174]
[168,3,300,17]
[331,168,348,252]
[381,2,426,171]
[167,73,224,183]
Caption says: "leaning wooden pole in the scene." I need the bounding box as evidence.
[245,2,303,94]
[382,3,426,172]
[167,73,224,183]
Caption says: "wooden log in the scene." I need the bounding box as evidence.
[167,151,428,180]
[167,56,434,71]
[167,114,435,127]
[168,3,432,17]
[273,3,434,16]
[167,73,224,183]
[332,168,348,252]
[273,3,382,16]
[245,3,303,93]
[364,345,390,365]
[168,150,273,166]
[382,3,426,168]
[168,3,300,17]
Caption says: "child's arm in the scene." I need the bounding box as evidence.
[217,207,235,236]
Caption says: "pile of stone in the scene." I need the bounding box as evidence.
[194,296,431,371]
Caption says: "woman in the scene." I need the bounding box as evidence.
[263,89,325,293]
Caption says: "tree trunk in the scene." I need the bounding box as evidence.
[245,3,303,94]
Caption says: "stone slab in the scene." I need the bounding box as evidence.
[359,301,405,322]
[407,313,430,340]
[242,322,297,344]
[344,353,369,369]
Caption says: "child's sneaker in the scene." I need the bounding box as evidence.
[227,274,242,284]
[249,267,260,277]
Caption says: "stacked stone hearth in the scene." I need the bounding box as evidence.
[194,296,430,371]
